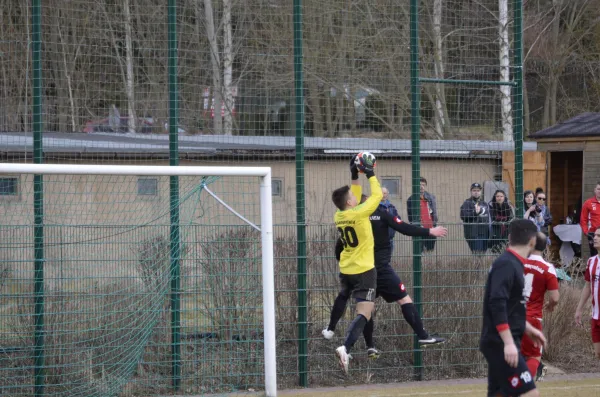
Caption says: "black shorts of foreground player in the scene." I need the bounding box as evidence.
[324,192,448,358]
[480,219,547,397]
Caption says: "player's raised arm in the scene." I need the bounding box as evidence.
[351,153,382,217]
[349,155,362,200]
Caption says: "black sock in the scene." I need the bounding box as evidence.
[327,293,348,332]
[401,303,429,340]
[344,314,368,352]
[363,318,374,348]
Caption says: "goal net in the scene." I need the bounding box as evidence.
[0,164,276,397]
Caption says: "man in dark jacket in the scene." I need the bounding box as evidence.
[460,182,491,254]
[407,177,438,252]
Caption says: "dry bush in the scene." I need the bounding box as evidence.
[543,283,600,373]
[0,235,172,397]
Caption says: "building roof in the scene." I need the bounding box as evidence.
[529,112,600,139]
[0,132,537,159]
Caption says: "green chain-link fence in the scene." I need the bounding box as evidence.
[0,0,542,395]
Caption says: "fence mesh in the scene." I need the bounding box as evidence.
[0,0,562,395]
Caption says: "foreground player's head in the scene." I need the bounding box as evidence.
[532,232,547,255]
[332,186,357,210]
[508,219,538,256]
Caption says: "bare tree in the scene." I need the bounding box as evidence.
[124,0,137,133]
[222,0,234,136]
[498,0,513,141]
[431,0,450,138]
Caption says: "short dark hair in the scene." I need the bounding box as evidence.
[508,219,538,246]
[535,187,544,196]
[420,177,427,185]
[332,186,351,210]
[534,232,547,252]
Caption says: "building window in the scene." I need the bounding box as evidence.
[137,177,158,196]
[272,178,283,197]
[0,177,18,196]
[381,178,401,198]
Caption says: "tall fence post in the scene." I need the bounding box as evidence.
[409,0,424,381]
[32,0,45,395]
[168,0,181,391]
[293,0,308,387]
[513,0,524,217]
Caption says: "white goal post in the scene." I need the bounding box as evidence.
[0,163,277,397]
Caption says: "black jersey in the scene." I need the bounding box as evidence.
[335,208,430,266]
[480,249,528,346]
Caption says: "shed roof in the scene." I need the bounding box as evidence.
[0,132,537,159]
[529,112,600,140]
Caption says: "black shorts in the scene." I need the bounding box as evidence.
[376,264,408,303]
[480,342,536,396]
[339,268,377,303]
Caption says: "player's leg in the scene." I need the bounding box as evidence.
[336,269,377,374]
[323,276,351,339]
[591,319,600,359]
[362,312,380,359]
[521,318,543,377]
[378,265,445,346]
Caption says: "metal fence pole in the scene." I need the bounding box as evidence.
[168,0,181,390]
[513,0,524,218]
[293,0,308,387]
[410,0,424,381]
[32,0,45,395]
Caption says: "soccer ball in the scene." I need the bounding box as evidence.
[354,151,376,173]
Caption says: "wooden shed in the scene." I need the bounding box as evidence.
[529,112,600,259]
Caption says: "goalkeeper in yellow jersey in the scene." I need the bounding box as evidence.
[331,152,382,374]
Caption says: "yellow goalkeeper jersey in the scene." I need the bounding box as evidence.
[334,177,383,275]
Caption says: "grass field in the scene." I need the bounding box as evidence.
[204,374,600,397]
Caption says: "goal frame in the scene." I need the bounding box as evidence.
[0,163,277,397]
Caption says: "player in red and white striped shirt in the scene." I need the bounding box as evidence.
[522,232,560,378]
[575,228,600,359]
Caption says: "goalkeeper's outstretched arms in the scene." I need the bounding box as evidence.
[351,157,382,217]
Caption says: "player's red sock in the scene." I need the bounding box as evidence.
[526,358,539,376]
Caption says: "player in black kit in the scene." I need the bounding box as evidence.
[480,219,546,397]
[323,179,448,358]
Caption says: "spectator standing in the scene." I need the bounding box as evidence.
[379,187,400,253]
[580,182,600,257]
[534,189,552,236]
[489,189,514,253]
[460,183,490,254]
[523,191,545,233]
[407,177,439,252]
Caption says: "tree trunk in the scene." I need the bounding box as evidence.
[56,12,77,132]
[499,0,513,141]
[222,0,234,135]
[307,81,324,137]
[523,71,530,134]
[124,0,137,133]
[203,0,223,134]
[432,0,448,138]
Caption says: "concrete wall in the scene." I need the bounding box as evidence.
[0,157,498,290]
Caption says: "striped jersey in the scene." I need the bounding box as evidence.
[585,255,600,320]
[524,254,559,320]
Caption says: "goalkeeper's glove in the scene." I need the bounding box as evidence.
[350,154,359,180]
[365,169,375,179]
